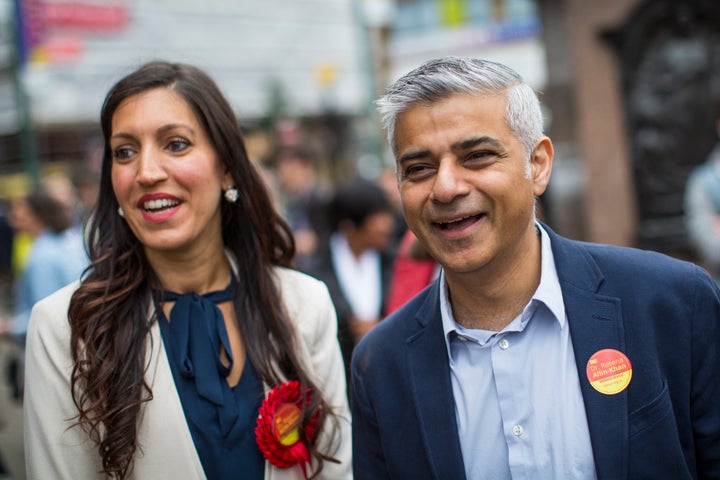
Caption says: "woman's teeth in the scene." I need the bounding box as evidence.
[143,199,179,211]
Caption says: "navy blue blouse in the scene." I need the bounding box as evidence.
[156,280,265,480]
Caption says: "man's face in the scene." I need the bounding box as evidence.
[394,92,552,276]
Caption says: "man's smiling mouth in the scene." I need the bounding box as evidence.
[436,214,484,231]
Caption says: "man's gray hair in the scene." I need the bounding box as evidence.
[376,57,544,157]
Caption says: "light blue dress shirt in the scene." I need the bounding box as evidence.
[440,224,597,480]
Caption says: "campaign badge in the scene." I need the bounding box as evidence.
[586,349,632,395]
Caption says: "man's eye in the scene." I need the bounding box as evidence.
[403,164,433,180]
[467,150,492,161]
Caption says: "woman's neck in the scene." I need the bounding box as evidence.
[147,244,232,294]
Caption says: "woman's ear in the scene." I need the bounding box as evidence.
[222,170,234,191]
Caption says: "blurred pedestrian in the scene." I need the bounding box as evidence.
[0,200,13,311]
[3,189,87,341]
[73,168,101,226]
[351,56,720,479]
[302,176,396,384]
[271,146,330,269]
[0,201,12,279]
[0,189,88,407]
[0,199,11,475]
[685,96,720,284]
[376,167,408,254]
[23,61,351,479]
[383,229,438,316]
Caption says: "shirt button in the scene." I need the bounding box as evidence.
[498,338,510,350]
[512,424,524,436]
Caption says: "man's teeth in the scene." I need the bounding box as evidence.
[143,199,179,211]
[443,215,470,226]
[439,214,479,230]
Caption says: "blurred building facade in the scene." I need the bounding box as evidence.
[0,0,549,194]
[0,0,382,193]
[536,0,720,258]
[389,0,544,87]
[6,0,713,259]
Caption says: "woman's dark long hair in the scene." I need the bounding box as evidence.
[68,61,338,478]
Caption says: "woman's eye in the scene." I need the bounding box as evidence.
[167,138,190,152]
[112,147,134,161]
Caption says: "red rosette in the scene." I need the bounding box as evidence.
[255,380,320,477]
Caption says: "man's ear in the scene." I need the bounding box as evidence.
[530,136,554,196]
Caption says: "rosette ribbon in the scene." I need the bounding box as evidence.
[255,380,320,479]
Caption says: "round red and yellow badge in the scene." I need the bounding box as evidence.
[255,380,319,475]
[272,403,302,446]
[586,349,632,395]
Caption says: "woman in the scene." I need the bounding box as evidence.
[23,61,351,479]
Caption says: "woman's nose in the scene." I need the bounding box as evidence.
[136,150,168,185]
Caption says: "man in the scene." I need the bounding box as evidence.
[350,57,720,479]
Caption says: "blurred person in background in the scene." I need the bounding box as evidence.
[43,171,81,223]
[0,200,12,280]
[0,188,88,406]
[685,96,720,284]
[0,199,12,480]
[383,229,439,316]
[3,188,87,341]
[43,171,89,248]
[271,146,330,269]
[301,176,396,384]
[376,167,408,255]
[0,200,13,311]
[22,60,350,480]
[73,168,101,226]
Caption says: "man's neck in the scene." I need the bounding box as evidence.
[445,230,542,331]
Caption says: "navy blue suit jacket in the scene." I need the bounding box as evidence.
[351,226,720,479]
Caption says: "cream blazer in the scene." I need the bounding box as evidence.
[23,266,352,479]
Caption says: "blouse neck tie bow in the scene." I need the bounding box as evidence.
[160,278,236,408]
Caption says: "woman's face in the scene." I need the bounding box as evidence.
[109,87,232,260]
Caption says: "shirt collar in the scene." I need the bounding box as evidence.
[440,222,566,360]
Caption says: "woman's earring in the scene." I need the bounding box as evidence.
[118,206,125,218]
[224,186,238,203]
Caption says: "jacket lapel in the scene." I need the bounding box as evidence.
[548,228,628,480]
[406,281,467,480]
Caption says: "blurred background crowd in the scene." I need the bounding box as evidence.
[2,0,720,478]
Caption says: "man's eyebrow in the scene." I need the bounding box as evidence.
[453,135,503,151]
[398,149,432,164]
[398,136,504,164]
